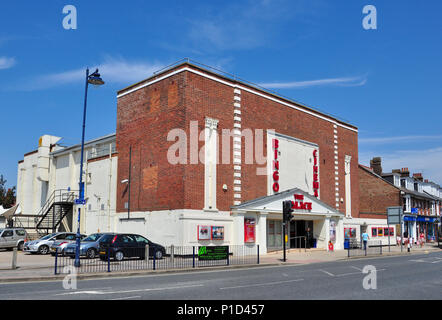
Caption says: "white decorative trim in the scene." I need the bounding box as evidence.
[234,186,241,192]
[234,165,241,171]
[234,102,241,108]
[234,88,241,94]
[234,123,241,128]
[234,116,241,122]
[117,66,358,133]
[234,109,241,115]
[234,179,241,185]
[233,136,241,143]
[234,201,241,205]
[234,96,241,101]
[234,194,241,199]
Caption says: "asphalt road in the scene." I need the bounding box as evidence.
[0,251,440,300]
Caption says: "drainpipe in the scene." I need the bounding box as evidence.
[108,143,112,232]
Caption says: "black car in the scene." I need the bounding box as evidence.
[98,233,166,261]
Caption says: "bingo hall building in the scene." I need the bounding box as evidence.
[115,61,359,253]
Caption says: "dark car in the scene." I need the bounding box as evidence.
[98,233,166,261]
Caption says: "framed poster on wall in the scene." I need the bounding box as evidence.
[378,227,384,237]
[198,225,211,240]
[211,226,224,240]
[244,218,256,243]
[329,220,336,242]
[384,228,389,236]
[389,227,394,236]
[372,227,377,237]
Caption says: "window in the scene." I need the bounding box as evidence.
[2,230,13,237]
[134,235,149,244]
[55,234,66,240]
[65,234,76,240]
[118,235,136,243]
[15,230,26,236]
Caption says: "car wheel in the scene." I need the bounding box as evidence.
[115,251,124,261]
[86,248,97,259]
[38,245,49,255]
[17,242,24,251]
[155,249,163,260]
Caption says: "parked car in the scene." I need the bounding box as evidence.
[23,232,77,255]
[98,233,166,261]
[64,233,113,259]
[0,228,28,251]
[50,233,87,256]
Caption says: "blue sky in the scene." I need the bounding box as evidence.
[0,0,441,188]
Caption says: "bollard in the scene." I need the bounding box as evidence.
[107,247,111,273]
[257,245,260,265]
[192,246,195,268]
[12,247,17,270]
[171,245,175,267]
[153,248,156,270]
[54,248,58,275]
[145,244,149,263]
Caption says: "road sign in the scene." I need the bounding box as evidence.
[75,199,86,205]
[387,206,402,225]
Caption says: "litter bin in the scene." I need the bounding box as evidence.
[344,239,350,249]
[312,238,317,248]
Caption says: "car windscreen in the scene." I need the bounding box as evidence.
[83,233,103,242]
[40,233,57,240]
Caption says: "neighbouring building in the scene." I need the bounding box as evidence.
[15,60,361,253]
[370,157,441,244]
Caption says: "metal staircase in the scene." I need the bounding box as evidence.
[34,189,76,236]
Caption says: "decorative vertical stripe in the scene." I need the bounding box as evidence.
[233,87,242,204]
[333,125,340,209]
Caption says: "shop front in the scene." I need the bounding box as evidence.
[231,188,344,254]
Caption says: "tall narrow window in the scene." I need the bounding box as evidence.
[344,155,352,217]
[204,117,219,211]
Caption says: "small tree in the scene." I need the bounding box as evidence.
[0,175,16,208]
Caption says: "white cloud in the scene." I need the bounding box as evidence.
[258,75,367,89]
[359,135,442,144]
[17,57,165,90]
[359,147,442,186]
[0,56,16,69]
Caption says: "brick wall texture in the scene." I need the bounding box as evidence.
[358,165,401,219]
[116,64,360,215]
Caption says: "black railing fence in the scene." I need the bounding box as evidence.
[346,240,383,257]
[54,244,260,275]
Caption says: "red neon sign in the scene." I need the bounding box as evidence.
[313,149,319,197]
[291,194,312,211]
[272,139,279,193]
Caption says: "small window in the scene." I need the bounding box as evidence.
[65,234,76,240]
[118,235,136,243]
[55,234,66,240]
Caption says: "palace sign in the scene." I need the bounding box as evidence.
[313,149,319,197]
[291,194,312,211]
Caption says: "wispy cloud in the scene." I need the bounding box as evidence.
[185,0,323,52]
[359,135,442,144]
[0,56,16,70]
[12,56,165,91]
[258,75,367,89]
[359,147,442,185]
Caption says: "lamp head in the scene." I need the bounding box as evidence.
[88,69,105,85]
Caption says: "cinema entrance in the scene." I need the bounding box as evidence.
[289,220,314,248]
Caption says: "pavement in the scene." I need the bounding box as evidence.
[0,243,440,283]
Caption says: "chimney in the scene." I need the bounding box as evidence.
[400,167,410,177]
[392,169,401,174]
[424,179,429,183]
[370,157,382,176]
[413,173,423,182]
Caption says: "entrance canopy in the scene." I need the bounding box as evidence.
[231,188,343,219]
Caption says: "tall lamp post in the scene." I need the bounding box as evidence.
[74,68,105,268]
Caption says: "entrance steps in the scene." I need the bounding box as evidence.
[267,248,326,255]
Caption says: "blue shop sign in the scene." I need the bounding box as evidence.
[416,216,436,223]
[411,208,418,214]
[403,216,416,222]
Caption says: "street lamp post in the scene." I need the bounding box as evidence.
[74,68,105,268]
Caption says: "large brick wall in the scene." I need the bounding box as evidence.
[358,165,401,219]
[116,63,360,215]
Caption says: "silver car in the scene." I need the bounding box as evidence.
[0,228,28,251]
[64,233,111,259]
[23,232,77,255]
[50,233,87,256]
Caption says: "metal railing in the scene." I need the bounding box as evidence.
[289,236,307,252]
[54,244,260,275]
[346,240,383,257]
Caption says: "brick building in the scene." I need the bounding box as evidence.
[345,164,401,245]
[115,61,360,252]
